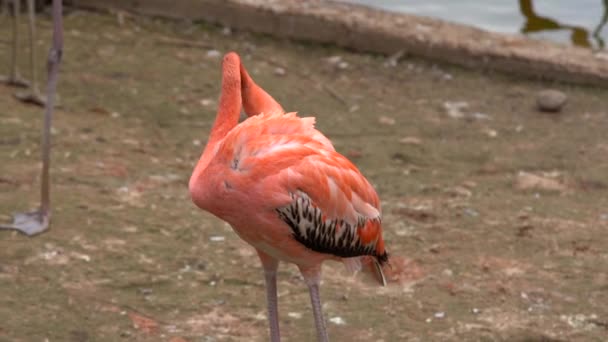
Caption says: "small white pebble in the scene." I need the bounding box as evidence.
[434,312,446,319]
[329,316,346,325]
[337,61,349,69]
[199,98,214,107]
[471,308,480,314]
[484,129,498,138]
[209,236,225,242]
[254,312,266,320]
[273,67,286,76]
[206,49,221,58]
[378,116,396,125]
[287,312,302,319]
[471,112,491,120]
[192,139,201,146]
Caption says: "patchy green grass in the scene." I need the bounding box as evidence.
[1,9,607,342]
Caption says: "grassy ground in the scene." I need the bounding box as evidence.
[1,9,607,342]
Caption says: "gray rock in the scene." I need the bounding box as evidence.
[537,89,567,112]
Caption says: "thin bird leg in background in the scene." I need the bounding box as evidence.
[259,251,281,342]
[300,266,329,342]
[307,280,329,342]
[15,0,46,105]
[1,0,28,87]
[0,0,63,236]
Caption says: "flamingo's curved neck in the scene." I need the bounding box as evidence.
[190,53,242,184]
[240,63,284,117]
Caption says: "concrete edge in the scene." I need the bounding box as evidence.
[71,0,608,86]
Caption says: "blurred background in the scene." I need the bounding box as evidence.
[1,1,608,341]
[342,0,608,49]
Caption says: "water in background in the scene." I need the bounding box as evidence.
[340,0,608,49]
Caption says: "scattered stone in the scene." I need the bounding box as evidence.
[483,128,498,138]
[471,308,481,315]
[199,98,214,107]
[514,171,567,192]
[434,312,446,319]
[461,181,477,188]
[560,313,600,330]
[325,55,342,65]
[378,116,396,125]
[393,206,436,222]
[536,89,567,112]
[445,186,472,198]
[324,55,349,70]
[471,112,491,120]
[206,49,221,58]
[209,236,225,242]
[221,27,232,36]
[443,101,468,118]
[273,67,286,76]
[399,136,422,145]
[138,288,153,295]
[329,316,346,325]
[463,208,479,217]
[337,61,349,70]
[287,312,302,319]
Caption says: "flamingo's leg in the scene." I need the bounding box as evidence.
[1,0,29,87]
[1,0,63,236]
[300,265,329,342]
[258,250,281,342]
[15,0,47,106]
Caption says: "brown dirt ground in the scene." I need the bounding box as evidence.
[1,9,607,342]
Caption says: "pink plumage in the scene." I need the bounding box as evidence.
[189,52,389,342]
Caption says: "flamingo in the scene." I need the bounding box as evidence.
[1,0,47,105]
[189,52,389,342]
[0,0,62,235]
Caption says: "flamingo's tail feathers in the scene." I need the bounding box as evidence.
[371,257,388,286]
[343,255,389,286]
[239,60,284,117]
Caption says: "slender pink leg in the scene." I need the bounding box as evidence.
[0,0,62,235]
[300,265,329,342]
[257,250,281,342]
[15,0,47,106]
[1,0,28,87]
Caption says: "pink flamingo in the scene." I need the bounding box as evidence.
[189,52,389,342]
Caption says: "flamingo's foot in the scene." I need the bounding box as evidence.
[0,74,30,88]
[15,89,47,107]
[0,209,49,236]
